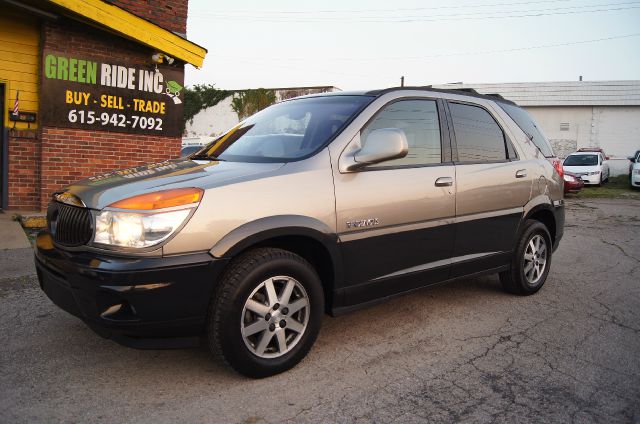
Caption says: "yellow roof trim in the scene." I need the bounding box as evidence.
[46,0,207,67]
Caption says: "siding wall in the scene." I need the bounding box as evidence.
[0,10,39,130]
[526,106,640,176]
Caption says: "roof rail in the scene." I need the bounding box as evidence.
[361,86,518,106]
[443,88,480,95]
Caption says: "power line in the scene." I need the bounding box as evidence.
[188,0,587,15]
[207,33,640,62]
[188,3,640,23]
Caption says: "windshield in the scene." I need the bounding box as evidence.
[564,154,598,166]
[193,96,373,163]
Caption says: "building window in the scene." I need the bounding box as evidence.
[560,122,570,131]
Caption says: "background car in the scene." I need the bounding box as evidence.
[563,171,584,194]
[563,151,610,185]
[629,150,640,189]
[180,145,202,157]
[578,147,609,160]
[628,149,640,175]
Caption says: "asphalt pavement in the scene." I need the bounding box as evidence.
[1,198,639,423]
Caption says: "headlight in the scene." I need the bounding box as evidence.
[635,169,640,175]
[93,209,191,248]
[93,188,203,249]
[563,175,573,182]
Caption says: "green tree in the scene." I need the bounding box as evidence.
[182,84,231,132]
[231,88,277,120]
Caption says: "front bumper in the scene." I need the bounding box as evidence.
[35,231,229,348]
[578,173,601,185]
[631,173,640,187]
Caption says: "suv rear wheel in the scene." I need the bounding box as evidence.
[207,248,324,378]
[500,220,552,295]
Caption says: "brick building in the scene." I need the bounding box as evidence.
[0,0,206,211]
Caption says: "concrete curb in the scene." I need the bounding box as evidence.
[0,221,32,250]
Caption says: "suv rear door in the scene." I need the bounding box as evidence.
[334,97,456,305]
[445,100,534,278]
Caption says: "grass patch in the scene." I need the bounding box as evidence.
[569,175,640,199]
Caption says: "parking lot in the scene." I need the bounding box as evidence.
[1,198,639,423]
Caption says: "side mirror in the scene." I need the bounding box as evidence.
[605,156,610,161]
[629,156,636,163]
[346,128,408,171]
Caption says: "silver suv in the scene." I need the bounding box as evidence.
[36,87,564,377]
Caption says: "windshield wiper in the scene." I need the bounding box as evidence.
[189,153,226,161]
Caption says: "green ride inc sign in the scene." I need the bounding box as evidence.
[40,50,184,137]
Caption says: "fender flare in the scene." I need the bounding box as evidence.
[209,215,343,285]
[520,195,559,243]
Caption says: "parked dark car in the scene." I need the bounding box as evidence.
[563,171,584,194]
[628,149,640,174]
[629,150,640,188]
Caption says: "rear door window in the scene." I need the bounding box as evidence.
[449,102,507,162]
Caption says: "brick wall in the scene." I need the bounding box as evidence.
[42,19,152,64]
[40,127,180,210]
[109,0,188,34]
[7,130,39,210]
[25,18,183,211]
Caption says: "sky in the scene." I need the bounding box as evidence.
[184,0,640,90]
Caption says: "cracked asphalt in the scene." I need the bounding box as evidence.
[1,198,639,423]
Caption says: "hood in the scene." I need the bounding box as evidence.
[60,159,285,209]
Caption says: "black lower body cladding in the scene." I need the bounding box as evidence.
[35,231,229,348]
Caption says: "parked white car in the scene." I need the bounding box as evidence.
[629,150,640,189]
[563,152,610,185]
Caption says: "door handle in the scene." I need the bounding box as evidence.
[515,169,528,178]
[435,177,454,187]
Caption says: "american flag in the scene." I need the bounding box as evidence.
[12,91,19,116]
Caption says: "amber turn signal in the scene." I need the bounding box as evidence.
[108,188,204,210]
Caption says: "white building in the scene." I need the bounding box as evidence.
[184,86,340,146]
[434,81,640,176]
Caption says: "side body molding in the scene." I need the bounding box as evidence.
[209,215,344,284]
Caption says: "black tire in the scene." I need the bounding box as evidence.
[207,247,324,378]
[500,220,553,296]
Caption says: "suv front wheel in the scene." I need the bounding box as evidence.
[500,220,553,295]
[207,248,324,378]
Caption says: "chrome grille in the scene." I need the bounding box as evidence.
[47,202,93,247]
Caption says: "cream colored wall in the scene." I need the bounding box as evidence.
[526,106,640,176]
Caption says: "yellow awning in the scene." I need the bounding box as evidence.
[45,0,207,67]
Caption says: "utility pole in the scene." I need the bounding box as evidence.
[400,76,405,87]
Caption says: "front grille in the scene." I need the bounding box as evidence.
[47,202,93,247]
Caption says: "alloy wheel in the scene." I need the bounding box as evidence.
[241,276,310,359]
[523,234,548,286]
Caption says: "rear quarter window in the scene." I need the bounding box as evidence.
[499,103,555,158]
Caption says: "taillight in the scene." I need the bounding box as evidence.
[549,158,564,178]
